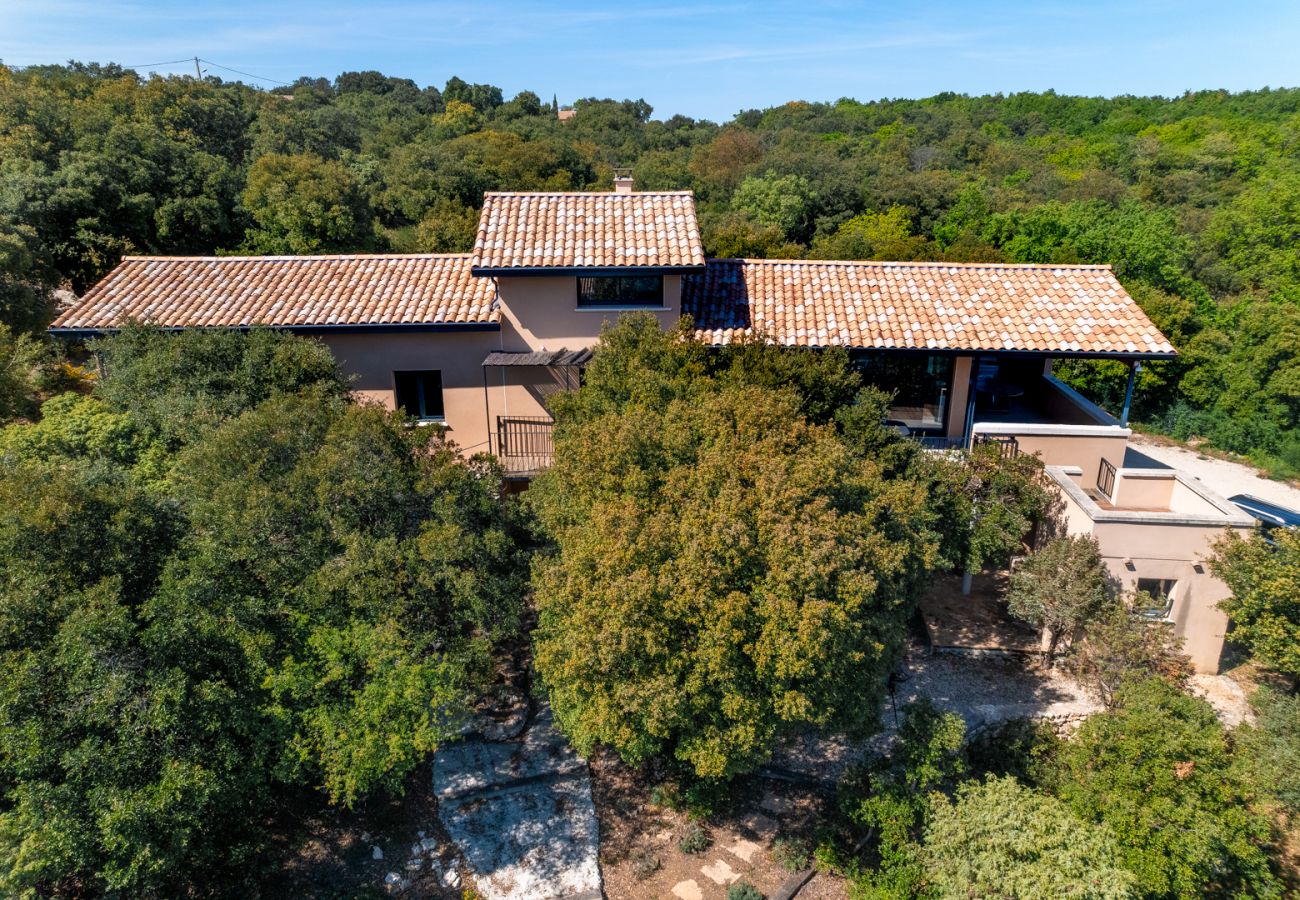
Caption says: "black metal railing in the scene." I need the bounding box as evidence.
[493,415,554,476]
[973,434,1021,459]
[1097,457,1117,500]
[913,434,967,451]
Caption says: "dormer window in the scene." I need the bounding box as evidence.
[577,275,663,308]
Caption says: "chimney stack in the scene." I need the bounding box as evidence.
[613,169,634,194]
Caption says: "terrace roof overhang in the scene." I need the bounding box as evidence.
[839,347,1178,361]
[482,348,593,367]
[689,340,1177,361]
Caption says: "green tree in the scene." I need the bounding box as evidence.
[91,325,347,447]
[169,395,528,804]
[1211,527,1300,686]
[1007,535,1114,664]
[711,337,862,424]
[0,455,256,896]
[1235,687,1300,818]
[0,219,54,331]
[731,171,818,240]
[0,324,56,422]
[1203,168,1300,302]
[845,700,967,899]
[0,391,151,468]
[529,318,933,778]
[0,328,529,892]
[812,206,934,261]
[701,211,805,259]
[241,152,377,254]
[918,442,1051,588]
[1052,678,1281,899]
[1067,603,1193,707]
[924,776,1137,900]
[411,198,479,252]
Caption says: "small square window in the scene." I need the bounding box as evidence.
[1134,578,1177,619]
[577,275,663,307]
[393,370,444,421]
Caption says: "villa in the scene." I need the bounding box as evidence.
[50,175,1255,672]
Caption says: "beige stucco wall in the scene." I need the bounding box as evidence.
[1094,519,1245,674]
[496,274,681,350]
[981,429,1128,491]
[321,330,511,455]
[1051,478,1253,674]
[319,274,681,456]
[1111,471,1175,510]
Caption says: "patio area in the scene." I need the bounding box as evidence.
[918,571,1042,655]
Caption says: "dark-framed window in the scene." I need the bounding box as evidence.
[394,370,444,421]
[576,275,663,308]
[851,352,955,433]
[1134,578,1177,619]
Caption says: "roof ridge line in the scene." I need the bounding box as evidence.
[480,190,696,197]
[119,253,475,262]
[707,258,1115,270]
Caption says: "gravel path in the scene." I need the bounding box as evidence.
[1128,436,1300,510]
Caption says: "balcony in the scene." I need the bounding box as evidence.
[966,371,1131,492]
[491,415,554,478]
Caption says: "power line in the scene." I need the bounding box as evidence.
[13,55,292,87]
[197,58,291,86]
[120,58,195,69]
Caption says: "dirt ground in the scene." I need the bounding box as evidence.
[589,749,849,900]
[262,764,464,899]
[919,571,1041,653]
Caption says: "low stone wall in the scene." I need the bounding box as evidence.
[966,708,1091,740]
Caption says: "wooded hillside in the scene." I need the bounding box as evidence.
[2,64,1297,473]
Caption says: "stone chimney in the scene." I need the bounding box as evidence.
[613,169,634,194]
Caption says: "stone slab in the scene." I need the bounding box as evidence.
[434,705,601,900]
[701,859,740,885]
[672,880,704,900]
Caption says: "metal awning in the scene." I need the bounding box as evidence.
[482,348,593,367]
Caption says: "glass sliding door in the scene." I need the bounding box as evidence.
[853,353,955,433]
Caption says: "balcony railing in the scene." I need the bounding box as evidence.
[908,433,1019,456]
[491,417,1017,476]
[913,434,967,451]
[1097,457,1117,500]
[973,434,1020,458]
[492,415,554,477]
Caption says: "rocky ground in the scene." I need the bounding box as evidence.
[769,643,1101,784]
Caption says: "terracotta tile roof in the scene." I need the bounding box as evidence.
[684,259,1176,356]
[471,191,705,272]
[49,254,499,331]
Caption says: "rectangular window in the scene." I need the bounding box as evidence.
[1134,578,1177,619]
[576,275,663,308]
[393,370,444,421]
[852,353,955,433]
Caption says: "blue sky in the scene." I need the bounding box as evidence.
[3,1,1299,121]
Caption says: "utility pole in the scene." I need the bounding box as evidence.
[194,56,202,79]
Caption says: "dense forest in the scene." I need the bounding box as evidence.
[1,63,1298,473]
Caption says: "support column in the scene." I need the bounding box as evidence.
[1120,361,1141,427]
